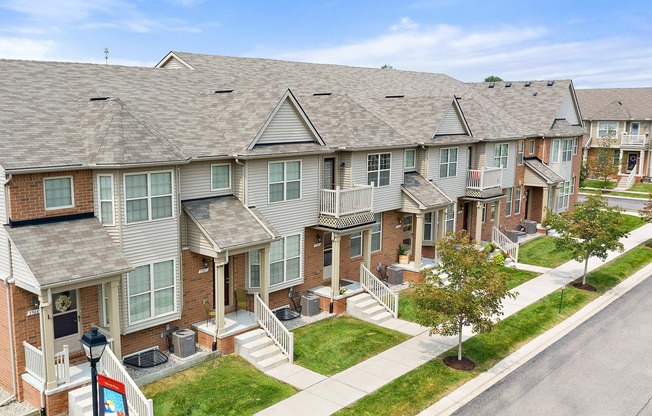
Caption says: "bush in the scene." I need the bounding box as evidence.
[493,252,505,266]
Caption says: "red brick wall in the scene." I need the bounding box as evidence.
[0,281,12,393]
[7,170,94,222]
[11,286,41,402]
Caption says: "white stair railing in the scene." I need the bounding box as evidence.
[626,164,637,189]
[23,341,44,382]
[360,264,398,318]
[99,347,154,416]
[492,226,519,263]
[254,294,294,364]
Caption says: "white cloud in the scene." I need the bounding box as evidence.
[0,37,56,60]
[0,0,120,23]
[270,18,652,88]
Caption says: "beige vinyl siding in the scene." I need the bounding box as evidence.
[556,87,580,126]
[160,57,189,70]
[435,104,467,136]
[122,218,179,263]
[485,142,516,188]
[9,242,39,292]
[93,171,120,243]
[180,161,233,201]
[523,169,547,187]
[185,216,217,257]
[233,161,245,202]
[429,145,468,199]
[339,152,353,188]
[256,99,315,145]
[416,147,428,177]
[351,149,402,212]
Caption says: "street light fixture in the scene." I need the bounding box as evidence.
[80,327,109,416]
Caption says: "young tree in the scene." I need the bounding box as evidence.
[412,230,515,367]
[543,195,628,287]
[589,136,618,188]
[640,194,652,222]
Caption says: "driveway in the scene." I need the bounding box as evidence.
[453,273,652,416]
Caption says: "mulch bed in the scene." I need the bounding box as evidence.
[443,356,476,371]
[573,282,597,291]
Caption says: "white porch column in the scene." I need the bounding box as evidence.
[215,262,225,336]
[542,186,549,214]
[362,228,372,272]
[617,150,623,175]
[40,294,57,390]
[475,202,484,242]
[438,209,446,238]
[639,150,644,176]
[414,212,424,269]
[107,280,122,358]
[330,234,341,297]
[495,200,501,230]
[260,246,270,306]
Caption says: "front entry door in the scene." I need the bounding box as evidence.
[53,290,81,353]
[627,153,638,173]
[631,122,640,136]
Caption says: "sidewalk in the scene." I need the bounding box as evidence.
[257,223,652,416]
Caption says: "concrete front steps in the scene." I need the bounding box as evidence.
[235,329,288,372]
[346,293,393,324]
[68,384,93,416]
[615,176,630,191]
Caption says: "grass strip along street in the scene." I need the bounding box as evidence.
[336,240,652,415]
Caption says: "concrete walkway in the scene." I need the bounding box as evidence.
[257,224,652,416]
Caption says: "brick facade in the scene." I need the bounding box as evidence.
[7,170,94,222]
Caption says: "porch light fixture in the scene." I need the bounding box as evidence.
[202,258,209,268]
[31,296,40,309]
[316,234,321,244]
[397,217,402,226]
[80,328,109,416]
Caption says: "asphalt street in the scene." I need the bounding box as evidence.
[453,273,652,416]
[578,193,647,212]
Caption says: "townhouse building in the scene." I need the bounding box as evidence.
[0,52,583,415]
[576,88,652,184]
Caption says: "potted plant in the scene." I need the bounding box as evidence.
[398,244,409,264]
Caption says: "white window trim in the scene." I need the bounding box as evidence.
[371,213,382,252]
[210,163,232,191]
[572,137,578,155]
[269,234,302,289]
[551,139,560,163]
[247,250,261,289]
[514,186,522,215]
[444,205,455,233]
[367,153,392,187]
[98,174,114,226]
[123,170,174,224]
[127,258,177,326]
[350,232,362,258]
[517,140,524,165]
[43,176,74,210]
[404,149,416,170]
[268,160,302,203]
[440,147,458,178]
[598,121,618,138]
[562,139,573,162]
[505,187,513,217]
[529,139,535,154]
[494,143,509,169]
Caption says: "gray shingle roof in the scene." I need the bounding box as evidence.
[4,218,132,288]
[183,196,278,251]
[524,158,564,184]
[401,172,453,209]
[576,88,652,120]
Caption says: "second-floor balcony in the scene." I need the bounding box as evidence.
[465,167,503,199]
[319,185,374,229]
[620,133,649,148]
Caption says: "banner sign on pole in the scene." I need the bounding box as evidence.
[98,373,129,416]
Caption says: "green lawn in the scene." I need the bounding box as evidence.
[622,214,646,232]
[581,179,617,189]
[629,183,652,193]
[518,237,574,267]
[336,241,652,415]
[581,189,650,199]
[397,267,539,323]
[141,355,296,416]
[292,316,410,375]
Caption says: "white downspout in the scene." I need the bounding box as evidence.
[0,276,17,407]
[212,251,229,351]
[38,288,52,414]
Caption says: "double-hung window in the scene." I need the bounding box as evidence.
[514,186,522,214]
[211,164,231,190]
[517,141,524,165]
[505,187,513,216]
[269,161,301,203]
[424,212,433,241]
[598,121,617,138]
[529,139,535,154]
[350,232,362,257]
[404,149,416,171]
[125,172,173,223]
[270,235,301,285]
[557,181,571,211]
[98,175,114,225]
[572,138,578,155]
[444,206,455,233]
[562,139,573,162]
[128,259,176,324]
[44,177,74,209]
[494,143,509,169]
[551,139,560,163]
[367,153,391,187]
[371,213,382,252]
[613,149,621,165]
[440,148,458,178]
[248,250,261,289]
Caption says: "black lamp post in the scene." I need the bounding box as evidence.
[80,328,109,416]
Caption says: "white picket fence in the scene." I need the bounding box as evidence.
[360,264,398,318]
[254,294,294,363]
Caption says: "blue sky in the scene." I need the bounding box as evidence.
[1,0,651,88]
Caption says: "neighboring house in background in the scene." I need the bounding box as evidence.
[0,52,583,415]
[576,88,652,182]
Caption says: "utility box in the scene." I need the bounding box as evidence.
[386,265,403,285]
[524,220,537,234]
[172,329,196,358]
[301,294,320,316]
[506,230,520,243]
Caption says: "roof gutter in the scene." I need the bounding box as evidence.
[5,160,190,174]
[40,267,133,290]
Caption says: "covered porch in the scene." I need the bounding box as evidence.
[523,157,565,221]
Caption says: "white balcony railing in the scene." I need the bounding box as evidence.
[621,133,649,147]
[53,345,70,385]
[320,184,373,217]
[254,294,294,363]
[360,264,398,318]
[466,167,502,191]
[100,346,154,416]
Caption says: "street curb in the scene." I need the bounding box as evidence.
[421,262,652,416]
